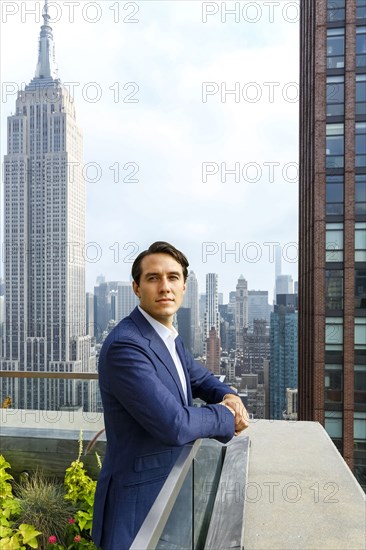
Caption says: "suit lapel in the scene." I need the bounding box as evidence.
[129,308,187,404]
[174,336,193,405]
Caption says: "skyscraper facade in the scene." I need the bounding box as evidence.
[235,275,248,351]
[270,298,298,420]
[206,327,221,375]
[275,244,282,279]
[275,275,294,297]
[85,292,95,338]
[242,319,270,378]
[299,0,366,487]
[177,308,192,352]
[204,273,220,338]
[1,1,95,408]
[117,282,139,322]
[248,290,272,326]
[182,270,201,355]
[94,283,113,342]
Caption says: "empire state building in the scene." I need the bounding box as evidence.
[1,0,96,409]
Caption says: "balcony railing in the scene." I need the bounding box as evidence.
[131,437,249,550]
[1,373,365,550]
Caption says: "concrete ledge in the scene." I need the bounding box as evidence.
[244,420,366,550]
[0,408,106,479]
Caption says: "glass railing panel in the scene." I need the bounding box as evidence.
[131,437,250,549]
[156,439,224,549]
[156,463,193,549]
[192,439,224,549]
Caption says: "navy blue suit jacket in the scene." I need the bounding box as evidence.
[92,307,235,549]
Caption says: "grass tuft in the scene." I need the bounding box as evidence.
[14,470,75,548]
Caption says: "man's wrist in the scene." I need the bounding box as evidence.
[223,393,240,401]
[218,402,235,416]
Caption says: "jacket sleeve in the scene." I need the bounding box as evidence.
[189,359,234,403]
[179,339,235,404]
[101,340,235,447]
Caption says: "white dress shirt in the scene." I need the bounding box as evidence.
[138,306,188,403]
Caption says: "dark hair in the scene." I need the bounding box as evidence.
[132,241,189,284]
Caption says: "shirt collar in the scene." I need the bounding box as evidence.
[138,306,178,342]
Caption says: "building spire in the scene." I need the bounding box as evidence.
[43,0,50,25]
[35,0,58,80]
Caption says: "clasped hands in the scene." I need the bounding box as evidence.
[219,393,250,436]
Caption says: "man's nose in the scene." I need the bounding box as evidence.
[159,276,171,292]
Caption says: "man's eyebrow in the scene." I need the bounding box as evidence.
[143,271,182,277]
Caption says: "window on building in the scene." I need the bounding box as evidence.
[355,366,366,411]
[356,75,366,116]
[356,26,366,68]
[326,124,344,168]
[327,28,345,69]
[325,364,343,405]
[355,318,366,350]
[326,269,343,310]
[356,123,366,168]
[326,175,344,215]
[357,0,366,19]
[354,447,366,490]
[355,222,366,261]
[325,317,343,351]
[354,412,366,441]
[356,175,366,216]
[326,223,344,261]
[325,411,343,451]
[327,0,345,22]
[327,76,344,117]
[356,269,366,310]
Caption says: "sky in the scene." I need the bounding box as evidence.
[0,0,300,302]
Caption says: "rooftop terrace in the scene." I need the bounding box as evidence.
[1,411,365,549]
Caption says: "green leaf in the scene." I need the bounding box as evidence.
[0,525,12,537]
[0,537,12,550]
[0,456,12,470]
[18,524,42,546]
[0,534,23,550]
[0,517,11,527]
[2,498,20,518]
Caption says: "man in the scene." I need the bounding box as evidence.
[92,242,249,549]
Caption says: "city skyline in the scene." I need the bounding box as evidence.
[1,0,95,409]
[0,0,299,301]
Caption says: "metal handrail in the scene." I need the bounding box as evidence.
[0,371,98,379]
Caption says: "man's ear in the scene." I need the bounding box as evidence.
[132,281,140,298]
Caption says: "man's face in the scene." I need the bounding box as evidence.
[132,253,186,328]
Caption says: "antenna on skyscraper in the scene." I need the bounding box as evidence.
[35,0,58,80]
[43,0,50,26]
